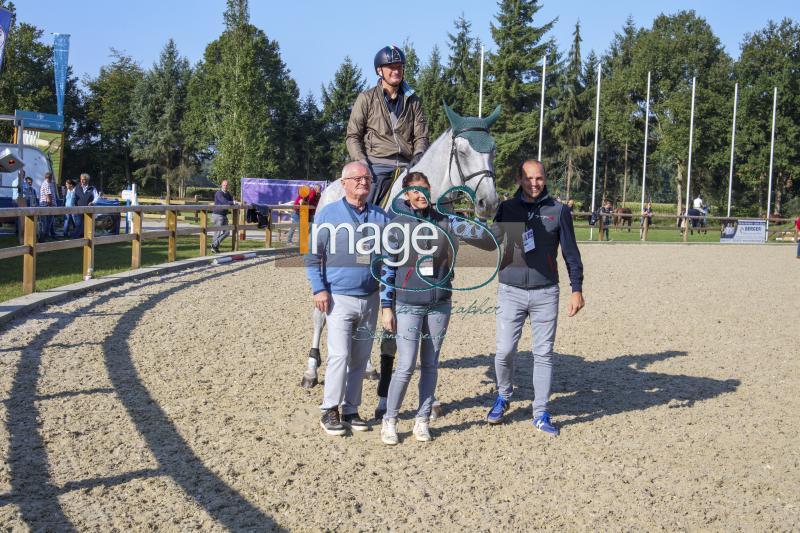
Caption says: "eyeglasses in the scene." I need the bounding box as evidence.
[345,175,372,184]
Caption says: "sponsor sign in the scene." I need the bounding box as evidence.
[720,219,766,243]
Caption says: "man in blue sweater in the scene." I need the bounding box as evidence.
[483,160,585,436]
[306,161,391,436]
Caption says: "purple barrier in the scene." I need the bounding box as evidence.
[241,177,327,206]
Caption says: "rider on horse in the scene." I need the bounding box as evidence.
[346,44,431,419]
[346,45,430,208]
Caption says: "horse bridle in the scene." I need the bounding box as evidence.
[442,127,495,206]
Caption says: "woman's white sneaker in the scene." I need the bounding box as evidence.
[381,418,399,445]
[413,417,432,442]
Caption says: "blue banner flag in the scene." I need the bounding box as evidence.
[53,34,70,116]
[0,7,12,74]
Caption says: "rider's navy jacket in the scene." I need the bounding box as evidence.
[477,187,583,292]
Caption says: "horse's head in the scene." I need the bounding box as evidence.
[443,103,501,219]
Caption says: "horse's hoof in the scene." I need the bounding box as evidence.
[431,401,444,420]
[364,369,379,381]
[308,348,321,365]
[301,374,318,388]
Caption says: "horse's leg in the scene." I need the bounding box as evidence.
[302,307,326,388]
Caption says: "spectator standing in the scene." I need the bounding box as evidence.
[211,180,236,254]
[640,201,653,238]
[599,199,613,241]
[38,172,56,241]
[62,179,78,237]
[73,173,96,238]
[22,176,38,207]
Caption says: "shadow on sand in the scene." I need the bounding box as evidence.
[429,350,740,433]
[1,260,285,532]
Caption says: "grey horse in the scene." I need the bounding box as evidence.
[302,103,502,388]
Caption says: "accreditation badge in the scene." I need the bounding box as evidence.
[522,229,536,252]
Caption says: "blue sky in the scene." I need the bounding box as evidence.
[19,0,799,99]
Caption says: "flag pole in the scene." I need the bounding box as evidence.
[765,86,777,237]
[640,71,651,215]
[684,77,697,224]
[726,82,738,218]
[590,65,602,241]
[478,45,484,118]
[537,54,547,161]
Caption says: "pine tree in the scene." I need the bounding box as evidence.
[488,0,556,185]
[130,39,193,199]
[403,38,420,88]
[417,46,450,138]
[321,56,365,176]
[446,15,480,116]
[553,22,592,200]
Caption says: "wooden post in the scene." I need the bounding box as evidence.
[239,207,246,241]
[167,209,177,262]
[598,212,605,241]
[83,211,95,279]
[22,214,37,294]
[200,210,208,256]
[642,215,650,241]
[682,215,689,242]
[232,208,239,252]
[264,207,273,248]
[132,209,142,269]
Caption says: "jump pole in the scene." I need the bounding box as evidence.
[589,65,602,241]
[640,71,651,216]
[537,54,547,161]
[684,76,697,238]
[478,45,484,118]
[726,82,738,218]
[765,86,777,237]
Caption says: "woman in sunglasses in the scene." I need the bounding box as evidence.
[378,171,487,445]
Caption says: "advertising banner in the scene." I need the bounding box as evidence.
[53,34,70,117]
[720,219,766,243]
[0,7,12,73]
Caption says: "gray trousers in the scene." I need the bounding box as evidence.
[321,292,379,415]
[211,213,229,248]
[495,283,559,417]
[385,303,451,420]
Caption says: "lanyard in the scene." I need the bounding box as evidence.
[342,197,368,225]
[521,198,539,230]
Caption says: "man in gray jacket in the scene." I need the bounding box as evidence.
[346,45,429,207]
[483,160,585,436]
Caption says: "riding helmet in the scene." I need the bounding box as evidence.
[374,45,406,71]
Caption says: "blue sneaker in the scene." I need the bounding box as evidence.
[533,412,559,436]
[486,396,510,425]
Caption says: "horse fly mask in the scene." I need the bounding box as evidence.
[442,103,500,206]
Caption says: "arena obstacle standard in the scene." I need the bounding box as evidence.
[0,203,310,295]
